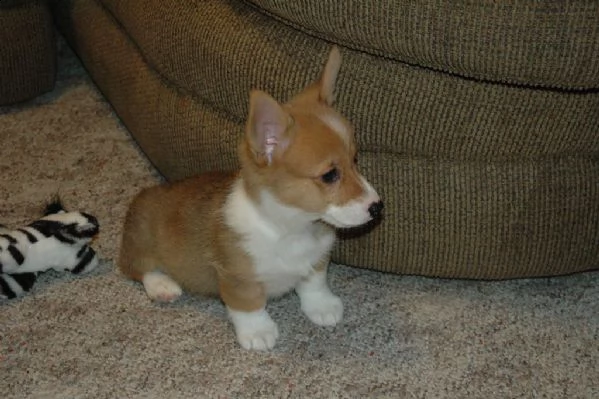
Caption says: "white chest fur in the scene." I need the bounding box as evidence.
[224,179,335,297]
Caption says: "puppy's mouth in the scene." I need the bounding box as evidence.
[321,215,367,229]
[321,200,384,229]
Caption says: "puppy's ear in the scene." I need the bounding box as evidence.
[318,46,341,105]
[246,90,292,165]
[291,46,342,106]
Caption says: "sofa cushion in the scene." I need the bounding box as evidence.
[82,0,598,163]
[246,0,599,90]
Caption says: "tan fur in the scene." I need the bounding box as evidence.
[240,101,364,213]
[118,46,377,316]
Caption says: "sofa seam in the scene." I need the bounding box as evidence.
[240,0,599,94]
[92,0,599,113]
[62,1,599,163]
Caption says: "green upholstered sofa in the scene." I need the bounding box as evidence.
[45,0,599,279]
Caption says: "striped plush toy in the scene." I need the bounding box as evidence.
[0,199,100,299]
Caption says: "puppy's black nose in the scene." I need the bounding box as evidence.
[368,201,384,219]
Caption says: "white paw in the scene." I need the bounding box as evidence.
[142,271,183,303]
[228,307,279,351]
[301,292,343,327]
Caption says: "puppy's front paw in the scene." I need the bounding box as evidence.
[227,307,279,351]
[237,325,279,351]
[301,292,343,327]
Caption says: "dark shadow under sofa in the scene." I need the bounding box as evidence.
[47,0,599,279]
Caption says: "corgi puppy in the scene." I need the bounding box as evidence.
[118,47,383,351]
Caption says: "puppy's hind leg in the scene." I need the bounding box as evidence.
[119,250,182,303]
[142,270,183,303]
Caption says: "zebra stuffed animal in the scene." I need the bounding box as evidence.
[0,199,100,299]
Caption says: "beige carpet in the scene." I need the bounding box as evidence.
[1,37,598,399]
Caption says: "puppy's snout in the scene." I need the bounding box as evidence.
[368,201,384,219]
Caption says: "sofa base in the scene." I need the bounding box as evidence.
[50,0,599,279]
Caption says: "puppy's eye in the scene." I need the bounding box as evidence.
[321,168,340,184]
[353,155,358,165]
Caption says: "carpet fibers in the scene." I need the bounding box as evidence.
[1,37,598,399]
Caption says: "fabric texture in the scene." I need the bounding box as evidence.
[50,0,599,279]
[245,0,599,90]
[0,0,56,105]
